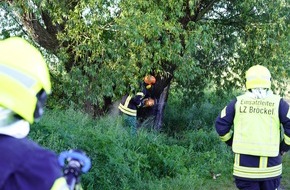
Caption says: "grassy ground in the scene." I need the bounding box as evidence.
[280,153,290,189]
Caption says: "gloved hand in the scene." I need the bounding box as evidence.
[225,137,233,147]
[280,141,290,156]
[143,98,155,107]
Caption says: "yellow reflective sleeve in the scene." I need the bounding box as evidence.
[136,92,145,97]
[220,130,233,142]
[284,134,290,145]
[50,177,69,190]
[75,183,84,190]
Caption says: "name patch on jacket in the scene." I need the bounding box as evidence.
[239,100,275,115]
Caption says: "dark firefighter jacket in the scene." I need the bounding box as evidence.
[118,82,154,117]
[118,92,145,116]
[0,135,63,190]
[215,95,290,180]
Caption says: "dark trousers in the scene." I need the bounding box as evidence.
[235,178,280,190]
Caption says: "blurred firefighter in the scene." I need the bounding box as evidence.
[118,75,156,135]
[0,37,73,189]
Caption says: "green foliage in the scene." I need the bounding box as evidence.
[210,0,290,94]
[0,2,26,39]
[2,0,289,114]
[29,107,235,190]
[281,154,290,189]
[164,85,241,133]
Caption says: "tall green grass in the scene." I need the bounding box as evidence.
[29,107,237,189]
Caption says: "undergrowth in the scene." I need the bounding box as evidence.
[29,89,290,190]
[30,107,236,190]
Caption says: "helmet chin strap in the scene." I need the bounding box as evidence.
[34,89,47,120]
[0,107,30,138]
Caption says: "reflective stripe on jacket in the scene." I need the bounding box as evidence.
[118,92,145,116]
[233,153,282,179]
[50,177,69,190]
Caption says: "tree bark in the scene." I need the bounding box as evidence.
[154,83,171,130]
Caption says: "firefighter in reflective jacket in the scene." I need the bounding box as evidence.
[215,65,290,190]
[0,37,70,190]
[118,75,156,135]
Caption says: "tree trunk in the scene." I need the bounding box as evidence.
[154,83,171,130]
[137,75,173,130]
